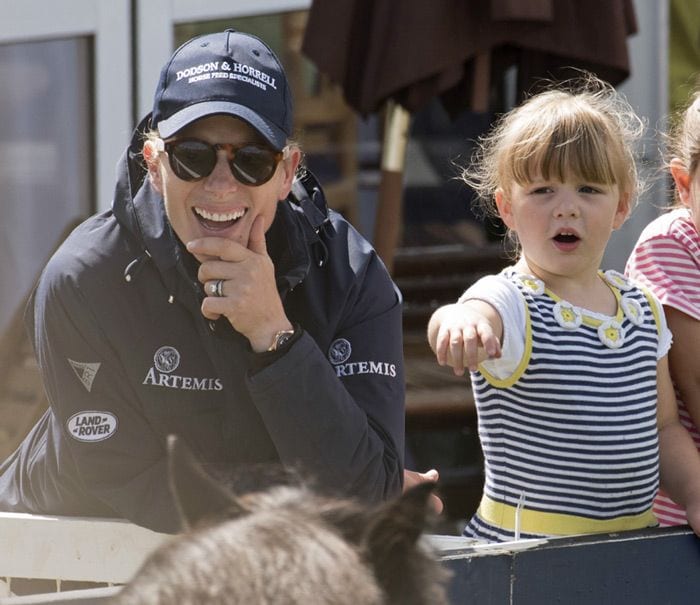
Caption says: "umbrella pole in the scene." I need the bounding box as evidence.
[373,100,411,275]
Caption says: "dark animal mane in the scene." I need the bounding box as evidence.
[114,436,449,604]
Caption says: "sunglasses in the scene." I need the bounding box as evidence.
[156,138,284,186]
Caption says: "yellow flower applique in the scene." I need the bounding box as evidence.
[603,270,633,292]
[553,300,582,329]
[621,296,644,326]
[598,320,625,349]
[518,274,545,296]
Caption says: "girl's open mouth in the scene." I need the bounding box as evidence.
[553,232,579,244]
[553,231,580,250]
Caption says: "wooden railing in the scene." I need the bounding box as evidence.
[1,513,697,604]
[0,512,169,602]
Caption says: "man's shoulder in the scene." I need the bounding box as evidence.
[327,208,371,249]
[41,211,133,290]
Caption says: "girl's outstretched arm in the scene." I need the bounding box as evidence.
[657,354,700,535]
[427,300,503,376]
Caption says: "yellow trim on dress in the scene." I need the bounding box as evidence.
[479,302,532,388]
[639,286,662,337]
[477,270,657,386]
[545,278,624,328]
[478,494,657,536]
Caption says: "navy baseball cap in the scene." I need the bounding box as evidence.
[151,29,293,150]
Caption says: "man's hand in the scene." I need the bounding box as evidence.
[186,215,293,351]
[404,468,444,514]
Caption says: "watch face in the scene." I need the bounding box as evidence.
[270,329,295,351]
[277,333,293,348]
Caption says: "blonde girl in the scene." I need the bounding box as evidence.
[428,77,700,543]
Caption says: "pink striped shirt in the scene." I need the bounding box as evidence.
[626,207,700,526]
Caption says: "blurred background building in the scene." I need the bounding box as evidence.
[0,0,697,531]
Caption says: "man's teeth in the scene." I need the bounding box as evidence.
[195,207,246,222]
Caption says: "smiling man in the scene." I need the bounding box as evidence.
[0,30,406,532]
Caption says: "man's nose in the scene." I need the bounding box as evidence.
[204,151,239,191]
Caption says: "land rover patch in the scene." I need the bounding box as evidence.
[67,411,118,442]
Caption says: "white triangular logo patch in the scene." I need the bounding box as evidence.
[68,359,101,393]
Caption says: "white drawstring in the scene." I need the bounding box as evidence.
[514,492,526,541]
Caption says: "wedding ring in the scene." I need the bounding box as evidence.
[211,279,225,297]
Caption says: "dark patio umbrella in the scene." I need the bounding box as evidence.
[302,0,637,272]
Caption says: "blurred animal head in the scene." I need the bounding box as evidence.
[114,436,449,604]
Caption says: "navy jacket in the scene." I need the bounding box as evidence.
[0,121,405,532]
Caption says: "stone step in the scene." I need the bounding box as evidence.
[393,243,509,279]
[396,272,489,304]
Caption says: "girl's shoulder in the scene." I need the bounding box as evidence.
[637,207,697,246]
[459,268,523,306]
[500,267,545,295]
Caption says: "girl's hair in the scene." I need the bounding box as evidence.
[462,74,644,219]
[667,91,700,205]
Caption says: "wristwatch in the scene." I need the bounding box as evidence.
[267,328,296,352]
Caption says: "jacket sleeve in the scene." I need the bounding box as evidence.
[246,251,405,502]
[29,275,182,533]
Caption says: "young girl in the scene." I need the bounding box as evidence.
[625,91,700,528]
[428,77,700,543]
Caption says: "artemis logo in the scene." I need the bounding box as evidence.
[67,411,117,442]
[144,345,223,391]
[333,361,397,378]
[154,346,180,373]
[328,338,352,365]
[328,338,396,378]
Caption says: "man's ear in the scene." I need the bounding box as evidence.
[143,140,164,194]
[276,147,302,201]
[494,188,515,230]
[670,158,692,207]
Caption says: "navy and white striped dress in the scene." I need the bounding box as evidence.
[463,269,665,543]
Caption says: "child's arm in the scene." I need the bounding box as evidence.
[665,306,700,430]
[657,354,700,535]
[427,300,503,376]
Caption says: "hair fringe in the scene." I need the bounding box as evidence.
[460,73,645,221]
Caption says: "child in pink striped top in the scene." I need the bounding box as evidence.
[626,91,700,526]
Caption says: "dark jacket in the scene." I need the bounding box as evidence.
[0,121,405,533]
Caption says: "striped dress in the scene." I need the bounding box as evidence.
[626,207,700,527]
[463,269,663,543]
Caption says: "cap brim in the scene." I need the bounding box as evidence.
[156,101,287,150]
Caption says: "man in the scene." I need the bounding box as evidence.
[0,30,406,532]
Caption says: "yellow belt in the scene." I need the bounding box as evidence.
[478,494,657,536]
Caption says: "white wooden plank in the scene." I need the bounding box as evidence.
[0,513,169,584]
